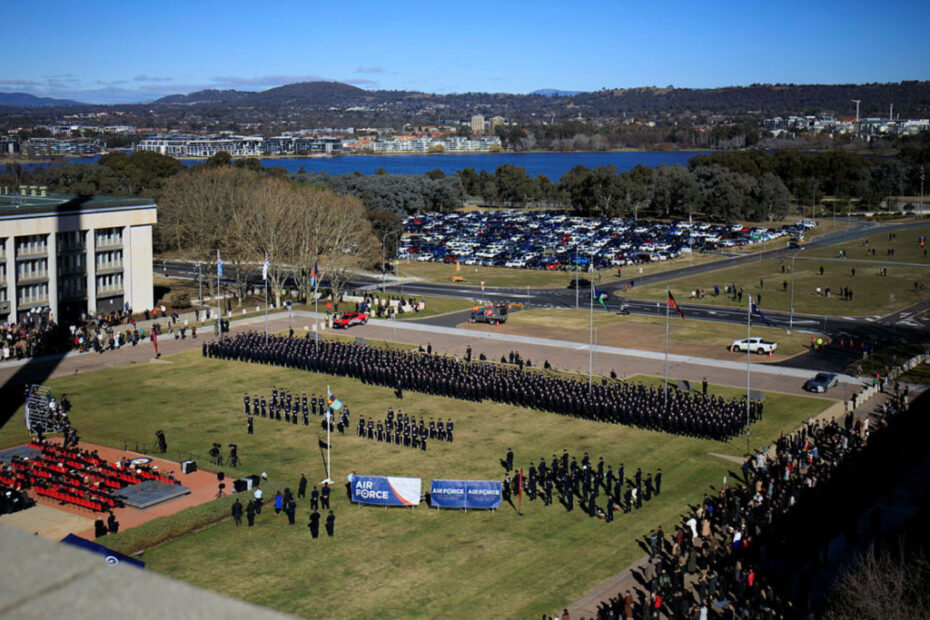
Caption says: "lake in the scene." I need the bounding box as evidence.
[21,150,709,180]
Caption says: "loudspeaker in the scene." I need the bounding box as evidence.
[181,460,197,474]
[233,479,248,492]
[217,471,225,481]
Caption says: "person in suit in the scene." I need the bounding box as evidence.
[308,509,320,538]
[310,486,319,510]
[231,498,243,526]
[325,511,335,537]
[321,482,331,509]
[298,473,308,499]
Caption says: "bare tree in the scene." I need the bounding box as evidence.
[824,542,930,620]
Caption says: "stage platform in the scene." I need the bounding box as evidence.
[0,444,40,464]
[118,479,191,509]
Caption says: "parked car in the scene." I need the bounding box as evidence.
[730,337,778,354]
[333,312,369,328]
[803,372,839,393]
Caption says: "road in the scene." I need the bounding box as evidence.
[155,218,930,352]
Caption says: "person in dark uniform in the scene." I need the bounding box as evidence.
[246,499,256,526]
[321,482,331,509]
[107,512,119,534]
[308,509,321,538]
[310,486,319,510]
[325,511,335,537]
[655,468,662,495]
[298,473,307,499]
[285,497,297,524]
[247,414,254,436]
[231,498,243,525]
[505,448,514,472]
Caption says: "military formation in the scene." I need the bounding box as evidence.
[207,332,753,440]
[356,409,454,450]
[243,387,350,433]
[502,448,662,520]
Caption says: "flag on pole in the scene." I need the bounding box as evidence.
[597,291,610,312]
[327,387,343,411]
[317,438,329,450]
[311,260,319,290]
[750,298,774,326]
[455,261,461,273]
[667,291,686,320]
[216,250,223,277]
[262,253,270,281]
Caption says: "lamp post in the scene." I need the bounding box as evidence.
[380,230,399,293]
[588,248,599,393]
[920,166,925,219]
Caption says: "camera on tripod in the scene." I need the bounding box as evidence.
[228,444,239,467]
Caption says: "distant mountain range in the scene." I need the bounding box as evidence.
[2,81,929,123]
[530,89,583,97]
[0,92,85,107]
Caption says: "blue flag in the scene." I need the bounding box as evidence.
[750,299,773,327]
[217,250,223,277]
[327,387,343,411]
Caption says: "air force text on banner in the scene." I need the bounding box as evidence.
[430,479,502,509]
[350,475,421,506]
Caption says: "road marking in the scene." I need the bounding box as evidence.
[864,317,876,322]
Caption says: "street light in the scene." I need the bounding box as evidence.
[588,247,600,393]
[380,230,400,293]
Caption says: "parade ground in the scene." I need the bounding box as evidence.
[0,312,836,618]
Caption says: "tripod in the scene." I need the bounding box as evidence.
[216,482,226,499]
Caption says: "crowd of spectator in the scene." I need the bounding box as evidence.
[582,392,915,620]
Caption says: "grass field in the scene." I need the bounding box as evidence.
[0,350,830,618]
[798,224,930,265]
[623,256,930,316]
[503,309,812,358]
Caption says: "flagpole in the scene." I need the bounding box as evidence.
[263,275,268,346]
[216,250,222,337]
[664,287,670,409]
[746,295,752,451]
[323,385,333,484]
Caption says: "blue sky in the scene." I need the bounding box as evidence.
[2,0,929,104]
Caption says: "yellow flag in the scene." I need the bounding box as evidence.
[456,261,461,272]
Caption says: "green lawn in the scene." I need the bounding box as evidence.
[623,256,930,316]
[798,224,930,265]
[0,350,829,619]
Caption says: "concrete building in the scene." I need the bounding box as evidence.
[470,115,486,135]
[0,188,156,324]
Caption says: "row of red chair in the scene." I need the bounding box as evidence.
[34,485,106,512]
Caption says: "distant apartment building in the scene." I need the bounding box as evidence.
[0,188,156,324]
[136,135,342,158]
[471,115,486,135]
[490,116,506,131]
[23,138,102,157]
[369,135,501,153]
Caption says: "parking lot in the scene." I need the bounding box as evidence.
[400,210,817,270]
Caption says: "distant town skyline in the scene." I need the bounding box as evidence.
[3,0,929,104]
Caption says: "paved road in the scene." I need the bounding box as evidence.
[156,218,929,352]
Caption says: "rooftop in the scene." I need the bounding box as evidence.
[0,191,155,218]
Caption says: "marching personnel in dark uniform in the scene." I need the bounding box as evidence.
[298,473,308,499]
[321,482,331,509]
[247,414,254,436]
[325,511,335,537]
[308,509,321,538]
[244,393,250,415]
[310,486,319,510]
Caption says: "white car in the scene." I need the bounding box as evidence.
[730,337,777,354]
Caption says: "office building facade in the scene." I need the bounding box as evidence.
[0,188,157,324]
